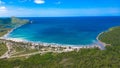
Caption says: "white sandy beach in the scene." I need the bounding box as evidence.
[0,22,102,52]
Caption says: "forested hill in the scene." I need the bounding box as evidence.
[99,26,120,46]
[0,17,29,28]
[0,17,29,37]
[11,17,29,26]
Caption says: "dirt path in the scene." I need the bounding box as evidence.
[10,51,64,58]
[0,43,11,59]
[0,43,65,59]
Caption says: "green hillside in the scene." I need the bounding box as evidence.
[0,27,120,68]
[0,17,29,60]
[99,26,120,46]
[0,17,29,37]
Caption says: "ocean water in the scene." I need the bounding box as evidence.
[7,17,120,46]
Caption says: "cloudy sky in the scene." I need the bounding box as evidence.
[0,0,120,17]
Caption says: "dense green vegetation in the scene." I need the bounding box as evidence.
[11,17,29,26]
[0,17,29,60]
[99,26,120,46]
[0,18,11,37]
[0,17,29,27]
[0,18,119,68]
[0,17,29,37]
[0,46,119,68]
[0,42,7,56]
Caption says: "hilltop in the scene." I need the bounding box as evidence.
[0,17,29,37]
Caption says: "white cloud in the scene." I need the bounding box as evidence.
[0,8,120,17]
[0,6,7,16]
[34,0,45,4]
[0,6,7,12]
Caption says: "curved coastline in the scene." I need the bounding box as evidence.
[0,24,24,39]
[96,32,106,46]
[96,26,119,47]
[96,32,106,50]
[0,24,99,50]
[96,26,118,46]
[1,37,99,49]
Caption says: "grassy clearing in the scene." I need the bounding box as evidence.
[0,43,8,56]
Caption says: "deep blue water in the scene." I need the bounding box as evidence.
[8,17,120,46]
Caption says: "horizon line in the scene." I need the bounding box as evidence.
[0,16,120,18]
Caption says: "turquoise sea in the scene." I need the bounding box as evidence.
[7,16,120,46]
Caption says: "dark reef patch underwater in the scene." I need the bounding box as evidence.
[7,16,120,46]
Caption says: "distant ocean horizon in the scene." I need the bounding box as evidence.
[6,16,120,46]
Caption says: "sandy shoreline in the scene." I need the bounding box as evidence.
[0,37,99,49]
[96,32,106,45]
[0,24,101,50]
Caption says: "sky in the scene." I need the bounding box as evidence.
[0,0,120,17]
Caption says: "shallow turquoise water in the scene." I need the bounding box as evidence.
[7,17,120,46]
